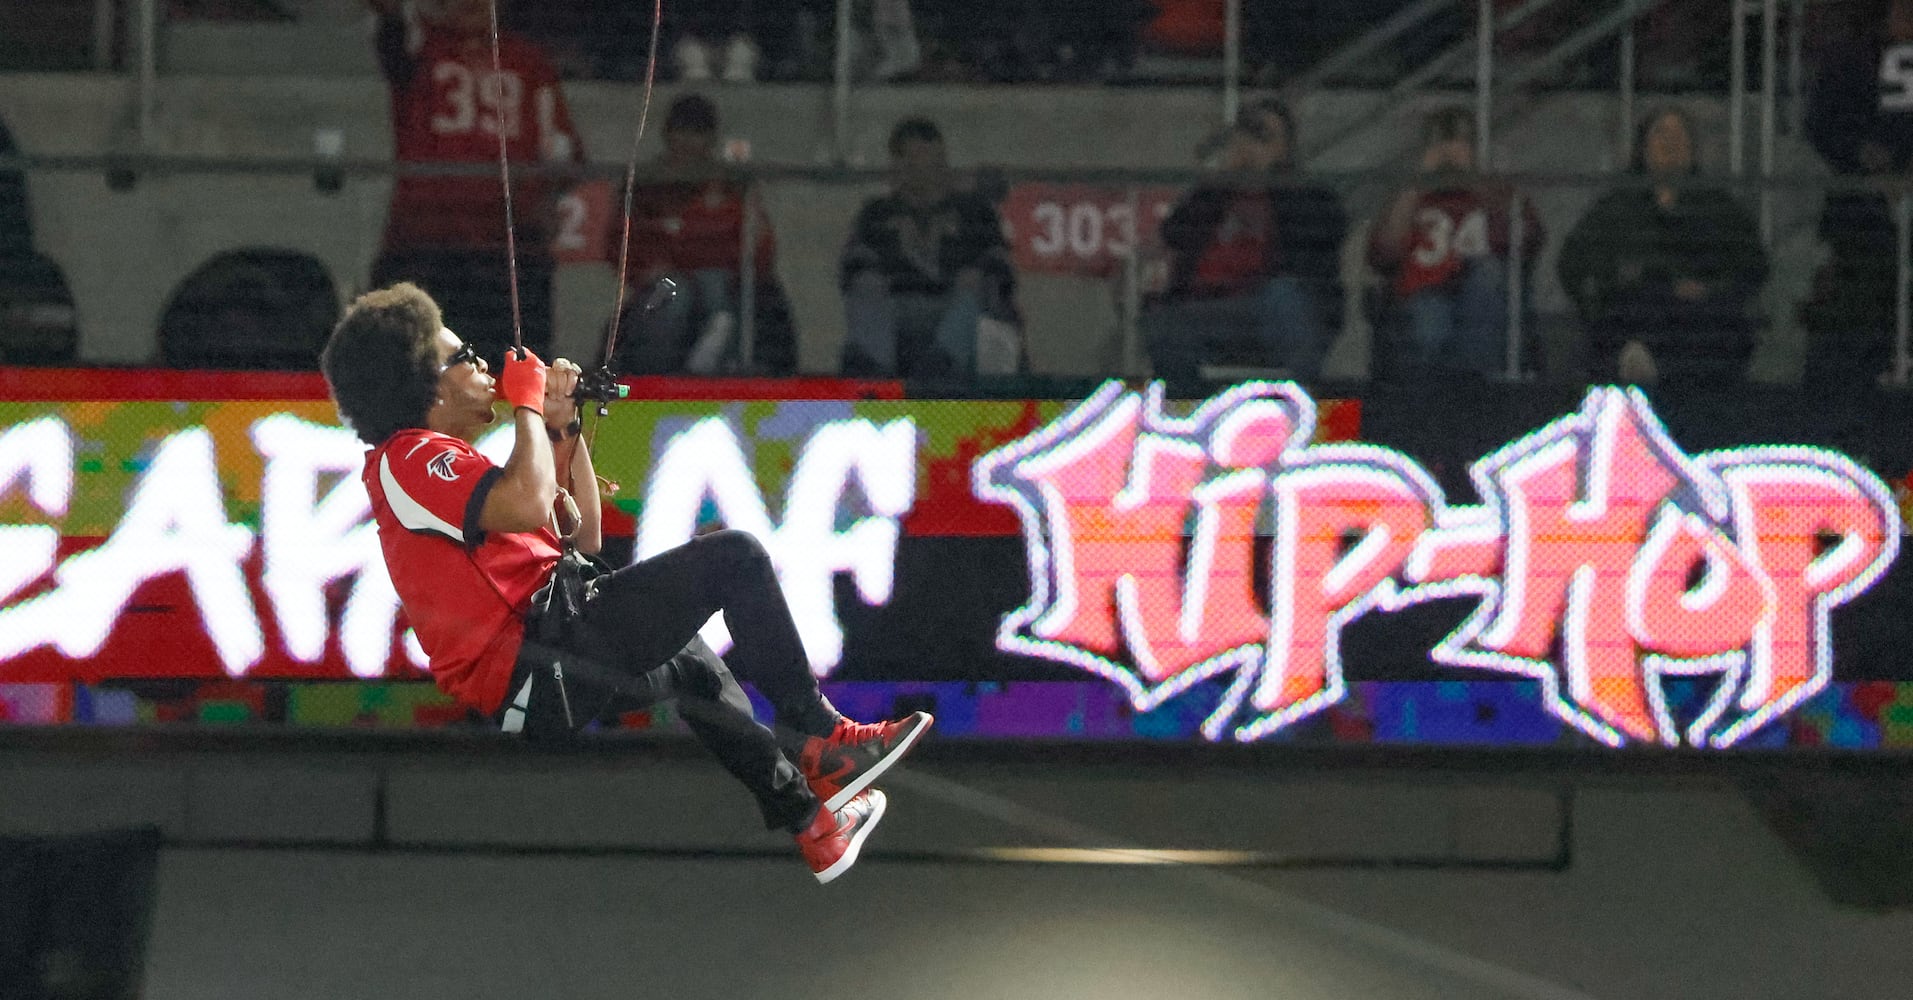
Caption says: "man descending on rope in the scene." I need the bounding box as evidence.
[320,282,932,883]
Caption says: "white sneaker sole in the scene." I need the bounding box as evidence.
[823,713,932,813]
[815,789,887,884]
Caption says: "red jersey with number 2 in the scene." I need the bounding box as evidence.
[362,428,561,715]
[382,19,581,252]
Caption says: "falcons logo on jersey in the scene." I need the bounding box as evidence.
[426,450,460,482]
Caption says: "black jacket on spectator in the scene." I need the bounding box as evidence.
[1558,185,1767,384]
[839,190,1013,299]
[1800,29,1913,393]
[1800,190,1898,393]
[0,112,77,366]
[1156,177,1345,315]
[0,116,30,257]
[1808,33,1913,174]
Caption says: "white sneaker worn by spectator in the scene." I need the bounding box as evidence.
[871,0,922,80]
[686,311,736,374]
[675,37,714,81]
[722,34,760,83]
[1617,340,1658,386]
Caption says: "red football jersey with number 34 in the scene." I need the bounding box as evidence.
[1376,187,1543,298]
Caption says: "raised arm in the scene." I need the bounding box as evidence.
[1370,138,1458,270]
[541,359,602,555]
[1556,196,1611,315]
[839,198,887,290]
[1367,185,1425,271]
[1806,40,1881,175]
[371,1,413,83]
[558,433,603,555]
[954,193,1014,291]
[478,351,559,534]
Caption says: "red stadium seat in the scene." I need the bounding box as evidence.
[1143,0,1227,56]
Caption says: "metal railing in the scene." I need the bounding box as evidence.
[6,152,1911,388]
[90,0,1803,167]
[10,0,1882,386]
[1296,0,1687,174]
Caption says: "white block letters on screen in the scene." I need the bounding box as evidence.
[0,411,917,681]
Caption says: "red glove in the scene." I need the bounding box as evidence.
[497,348,548,415]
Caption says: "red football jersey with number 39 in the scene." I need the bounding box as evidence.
[382,17,582,252]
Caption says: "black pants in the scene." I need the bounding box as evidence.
[1589,290,1755,391]
[505,530,834,832]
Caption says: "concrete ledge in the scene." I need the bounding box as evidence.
[0,742,1570,865]
[0,760,190,836]
[183,761,379,843]
[383,760,767,849]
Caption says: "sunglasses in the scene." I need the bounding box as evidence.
[439,342,481,375]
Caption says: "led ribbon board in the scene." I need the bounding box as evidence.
[0,375,1900,751]
[974,381,1902,748]
[0,392,930,684]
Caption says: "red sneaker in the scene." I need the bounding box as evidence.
[796,788,887,884]
[796,712,933,812]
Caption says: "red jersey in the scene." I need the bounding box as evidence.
[616,175,777,276]
[378,13,582,252]
[1188,191,1273,298]
[1371,187,1543,298]
[362,428,561,714]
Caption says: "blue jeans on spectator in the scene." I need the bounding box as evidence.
[1396,256,1508,377]
[1143,275,1330,384]
[842,272,980,377]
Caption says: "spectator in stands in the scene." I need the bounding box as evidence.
[0,113,28,261]
[1143,101,1347,385]
[867,0,926,81]
[607,94,794,375]
[669,0,762,83]
[0,110,77,365]
[1637,0,1731,90]
[1367,108,1542,381]
[1023,0,1153,82]
[1143,0,1225,60]
[1558,109,1767,391]
[367,0,582,366]
[1241,0,1425,86]
[915,0,1027,81]
[1799,0,1913,393]
[509,0,817,82]
[839,117,1016,377]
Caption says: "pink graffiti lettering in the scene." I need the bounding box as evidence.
[975,382,1900,747]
